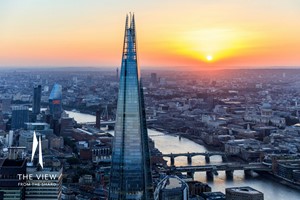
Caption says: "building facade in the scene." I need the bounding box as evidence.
[154,176,189,200]
[11,106,29,130]
[49,84,63,120]
[108,14,153,200]
[226,186,264,200]
[0,159,27,200]
[33,85,42,116]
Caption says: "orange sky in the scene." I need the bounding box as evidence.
[0,0,300,70]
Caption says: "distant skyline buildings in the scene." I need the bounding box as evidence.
[0,1,300,69]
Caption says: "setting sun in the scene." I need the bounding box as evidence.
[206,55,213,61]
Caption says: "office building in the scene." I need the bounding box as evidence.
[108,14,153,200]
[96,109,101,129]
[32,85,42,115]
[226,186,264,200]
[0,159,27,200]
[49,84,63,120]
[154,175,189,200]
[11,106,29,130]
[116,68,119,81]
[200,192,226,200]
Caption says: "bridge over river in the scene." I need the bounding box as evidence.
[162,151,233,165]
[168,162,272,179]
[82,118,157,126]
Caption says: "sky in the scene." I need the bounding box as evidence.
[0,0,300,70]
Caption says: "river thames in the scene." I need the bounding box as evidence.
[66,111,300,200]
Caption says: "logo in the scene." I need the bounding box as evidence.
[17,131,62,187]
[31,131,44,169]
[17,131,58,187]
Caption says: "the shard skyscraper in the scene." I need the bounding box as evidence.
[109,14,153,200]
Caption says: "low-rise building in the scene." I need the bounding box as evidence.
[226,186,264,200]
[200,191,226,200]
[154,175,189,200]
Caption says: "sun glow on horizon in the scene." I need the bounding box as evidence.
[206,55,213,61]
[0,0,300,68]
[169,26,271,67]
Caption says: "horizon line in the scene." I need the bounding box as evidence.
[1,66,300,72]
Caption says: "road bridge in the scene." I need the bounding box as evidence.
[82,118,157,126]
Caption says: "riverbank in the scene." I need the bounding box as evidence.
[179,133,222,152]
[258,172,300,191]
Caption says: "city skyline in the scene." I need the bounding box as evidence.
[1,0,300,69]
[2,65,300,199]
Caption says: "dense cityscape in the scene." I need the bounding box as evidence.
[1,1,300,199]
[1,59,300,198]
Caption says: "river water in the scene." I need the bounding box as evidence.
[66,111,300,200]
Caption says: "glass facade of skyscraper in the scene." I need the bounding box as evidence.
[11,106,29,130]
[32,85,42,115]
[49,84,62,120]
[109,14,153,200]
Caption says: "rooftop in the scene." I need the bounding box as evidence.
[226,186,263,194]
[0,158,27,168]
[157,175,187,190]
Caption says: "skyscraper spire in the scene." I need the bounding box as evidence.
[109,14,153,200]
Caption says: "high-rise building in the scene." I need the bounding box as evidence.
[8,130,14,147]
[154,175,189,200]
[49,84,63,120]
[0,159,27,200]
[116,67,119,81]
[109,14,153,200]
[226,186,264,200]
[32,85,42,115]
[11,106,29,130]
[96,109,101,129]
[150,73,157,86]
